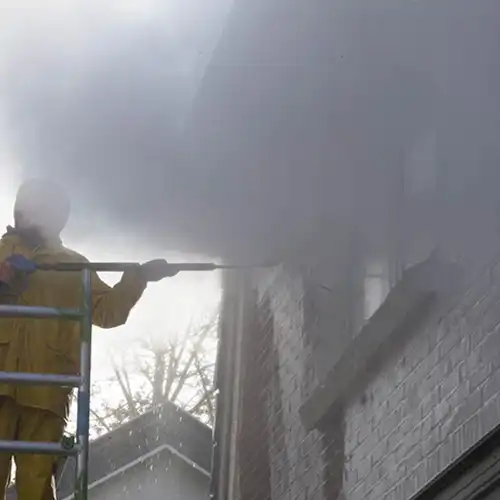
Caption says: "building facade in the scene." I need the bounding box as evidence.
[7,401,211,500]
[189,0,500,499]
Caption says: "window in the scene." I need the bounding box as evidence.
[351,251,394,333]
[359,125,437,325]
[363,259,391,320]
[402,126,437,269]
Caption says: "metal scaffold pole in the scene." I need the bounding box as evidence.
[74,268,92,499]
[0,262,93,498]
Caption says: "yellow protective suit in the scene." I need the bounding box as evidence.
[0,231,148,500]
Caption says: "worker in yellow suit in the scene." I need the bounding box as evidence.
[0,178,177,499]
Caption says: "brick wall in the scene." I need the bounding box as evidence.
[344,257,500,500]
[257,268,327,500]
[238,291,273,500]
[233,262,347,500]
[228,243,500,500]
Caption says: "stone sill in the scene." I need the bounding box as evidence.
[300,252,460,431]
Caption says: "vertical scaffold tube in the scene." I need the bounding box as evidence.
[75,268,92,500]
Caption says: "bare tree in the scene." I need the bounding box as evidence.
[90,313,218,435]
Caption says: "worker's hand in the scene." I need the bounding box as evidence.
[0,261,15,285]
[0,260,30,299]
[139,259,179,282]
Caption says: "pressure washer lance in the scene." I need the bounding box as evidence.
[0,256,273,296]
[35,261,269,274]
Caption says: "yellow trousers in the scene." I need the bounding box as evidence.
[0,397,64,500]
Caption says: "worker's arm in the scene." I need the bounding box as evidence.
[90,266,147,329]
[90,259,177,329]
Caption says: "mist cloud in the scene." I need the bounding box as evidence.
[1,0,499,262]
[1,0,232,254]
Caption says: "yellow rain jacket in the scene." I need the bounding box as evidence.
[0,231,148,418]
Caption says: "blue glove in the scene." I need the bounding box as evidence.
[5,254,37,274]
[0,254,36,296]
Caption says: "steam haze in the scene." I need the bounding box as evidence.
[1,0,500,262]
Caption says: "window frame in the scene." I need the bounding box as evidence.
[359,123,438,325]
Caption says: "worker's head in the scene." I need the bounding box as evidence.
[14,178,70,238]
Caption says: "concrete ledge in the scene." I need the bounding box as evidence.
[300,252,462,431]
